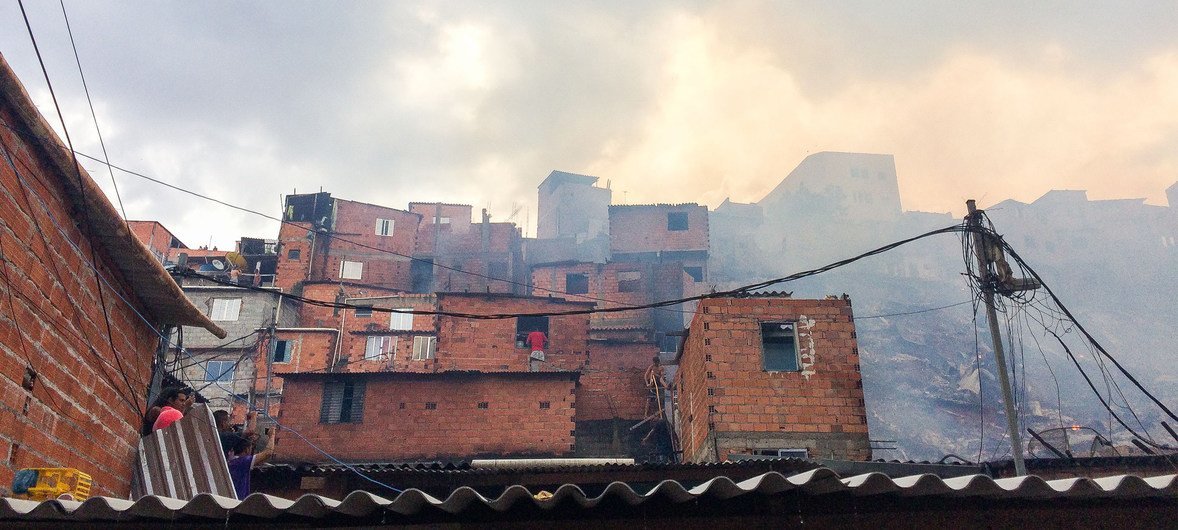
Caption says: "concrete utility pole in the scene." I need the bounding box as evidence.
[966,200,1028,476]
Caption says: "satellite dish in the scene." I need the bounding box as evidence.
[210,259,227,271]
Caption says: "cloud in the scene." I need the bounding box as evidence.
[587,12,1178,214]
[3,1,1177,249]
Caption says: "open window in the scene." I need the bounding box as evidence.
[272,340,292,363]
[667,212,689,231]
[565,273,589,294]
[515,316,549,347]
[761,322,800,372]
[617,270,642,293]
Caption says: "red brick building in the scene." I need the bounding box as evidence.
[275,193,421,292]
[675,295,871,462]
[126,220,185,264]
[608,203,709,277]
[409,203,524,294]
[0,56,224,496]
[435,293,593,372]
[277,371,578,462]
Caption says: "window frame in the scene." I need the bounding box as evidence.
[354,304,373,318]
[204,360,235,382]
[761,321,801,372]
[412,336,437,360]
[339,260,363,280]
[364,335,396,361]
[667,212,689,231]
[272,339,292,363]
[565,273,589,294]
[389,309,414,331]
[320,380,366,424]
[287,248,301,260]
[209,298,242,321]
[375,218,394,236]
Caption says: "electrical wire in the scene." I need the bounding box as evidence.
[259,410,404,495]
[18,0,145,419]
[57,0,128,222]
[853,299,974,320]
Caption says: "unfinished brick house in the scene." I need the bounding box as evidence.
[675,294,871,462]
[126,220,186,264]
[608,203,709,281]
[277,371,577,462]
[408,202,524,294]
[0,56,225,496]
[275,192,421,293]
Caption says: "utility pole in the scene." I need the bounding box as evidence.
[263,307,277,418]
[966,199,1027,476]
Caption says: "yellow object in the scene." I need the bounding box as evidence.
[14,468,92,501]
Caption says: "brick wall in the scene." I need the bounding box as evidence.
[609,204,709,254]
[435,294,593,372]
[676,297,870,462]
[0,105,163,496]
[576,341,659,421]
[126,221,180,263]
[274,220,316,292]
[531,262,654,336]
[277,373,577,461]
[320,200,419,290]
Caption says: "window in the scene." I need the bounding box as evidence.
[412,336,436,360]
[434,216,451,224]
[272,340,292,363]
[375,218,394,236]
[204,360,234,382]
[667,212,689,231]
[339,260,363,280]
[390,309,413,330]
[365,336,396,361]
[287,248,301,260]
[319,381,365,424]
[566,273,589,294]
[618,270,642,292]
[683,266,704,282]
[762,322,800,371]
[354,304,372,318]
[210,298,242,321]
[515,316,549,346]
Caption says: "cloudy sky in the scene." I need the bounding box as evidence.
[2,1,1176,248]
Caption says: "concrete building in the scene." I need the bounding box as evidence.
[173,283,298,421]
[675,294,871,462]
[0,55,224,496]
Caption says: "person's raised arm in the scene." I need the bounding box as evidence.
[252,429,277,467]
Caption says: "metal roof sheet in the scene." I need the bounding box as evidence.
[3,469,1174,523]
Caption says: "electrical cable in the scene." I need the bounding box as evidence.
[990,212,1178,424]
[18,0,145,419]
[853,299,974,320]
[0,137,146,415]
[57,0,128,222]
[258,410,404,495]
[173,224,973,321]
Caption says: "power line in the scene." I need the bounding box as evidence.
[18,0,144,419]
[173,223,974,321]
[853,299,974,320]
[57,0,127,221]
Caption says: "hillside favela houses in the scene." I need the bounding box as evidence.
[0,55,1176,526]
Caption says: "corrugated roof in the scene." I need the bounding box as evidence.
[0,54,225,338]
[2,469,1174,523]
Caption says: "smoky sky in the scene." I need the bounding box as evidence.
[2,1,1177,248]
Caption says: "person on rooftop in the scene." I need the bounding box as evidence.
[526,329,547,371]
